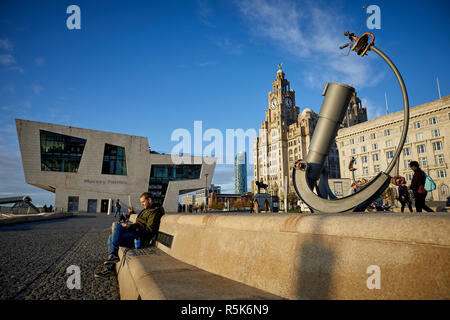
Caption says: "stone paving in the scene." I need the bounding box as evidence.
[0,213,120,300]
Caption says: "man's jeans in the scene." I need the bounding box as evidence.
[106,223,137,270]
[114,207,121,218]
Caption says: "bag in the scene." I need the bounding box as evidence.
[424,174,436,192]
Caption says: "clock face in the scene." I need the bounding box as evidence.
[270,98,277,110]
[285,97,293,108]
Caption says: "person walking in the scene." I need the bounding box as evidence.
[398,180,413,212]
[409,161,434,213]
[114,199,121,218]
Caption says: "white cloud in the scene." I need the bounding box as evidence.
[213,38,244,55]
[0,54,24,73]
[362,97,384,120]
[236,0,384,89]
[35,57,44,66]
[0,53,15,65]
[31,84,44,94]
[0,38,13,51]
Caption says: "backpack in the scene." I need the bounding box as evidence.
[424,174,436,192]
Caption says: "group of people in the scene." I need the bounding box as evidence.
[350,160,434,213]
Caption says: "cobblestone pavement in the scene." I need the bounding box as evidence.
[0,213,120,300]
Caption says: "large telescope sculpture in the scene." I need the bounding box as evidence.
[293,31,409,213]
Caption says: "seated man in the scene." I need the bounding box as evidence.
[94,192,165,278]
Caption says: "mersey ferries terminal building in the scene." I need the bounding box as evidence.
[15,119,216,213]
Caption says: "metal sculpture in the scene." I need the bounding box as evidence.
[292,31,409,213]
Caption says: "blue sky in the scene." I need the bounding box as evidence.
[0,0,449,205]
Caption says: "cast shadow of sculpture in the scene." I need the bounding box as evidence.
[295,215,335,299]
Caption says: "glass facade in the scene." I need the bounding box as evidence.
[149,164,202,205]
[40,130,86,172]
[234,151,247,194]
[102,144,127,175]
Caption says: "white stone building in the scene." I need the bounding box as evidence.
[15,119,216,213]
[336,95,450,201]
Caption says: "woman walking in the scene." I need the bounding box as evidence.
[409,161,434,212]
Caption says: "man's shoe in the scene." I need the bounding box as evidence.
[103,254,120,265]
[94,268,115,279]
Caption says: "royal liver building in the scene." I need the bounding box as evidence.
[252,66,366,203]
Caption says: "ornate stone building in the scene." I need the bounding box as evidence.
[336,95,450,201]
[253,66,366,203]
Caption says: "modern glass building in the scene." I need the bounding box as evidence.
[234,151,247,194]
[16,119,216,213]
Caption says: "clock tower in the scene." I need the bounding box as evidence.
[254,64,342,210]
[266,64,299,129]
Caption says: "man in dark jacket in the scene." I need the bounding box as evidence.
[94,192,165,278]
[398,180,413,212]
[409,161,433,213]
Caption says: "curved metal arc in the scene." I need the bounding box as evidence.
[293,165,390,213]
[369,45,409,175]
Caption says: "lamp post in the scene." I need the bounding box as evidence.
[205,173,208,212]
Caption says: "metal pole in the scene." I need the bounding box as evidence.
[437,77,442,99]
[205,173,208,212]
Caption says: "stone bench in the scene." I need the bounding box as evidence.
[115,246,282,300]
[115,212,450,299]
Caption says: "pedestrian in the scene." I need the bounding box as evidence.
[349,182,358,195]
[409,161,434,213]
[94,192,165,278]
[114,199,121,218]
[398,180,413,212]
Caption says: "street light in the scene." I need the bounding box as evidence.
[205,173,208,212]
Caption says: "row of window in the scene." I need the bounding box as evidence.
[344,140,443,157]
[40,130,127,175]
[352,153,445,165]
[355,165,446,179]
[344,128,441,148]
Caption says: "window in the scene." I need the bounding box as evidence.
[340,141,344,147]
[419,157,428,167]
[386,140,393,147]
[429,117,437,125]
[351,148,356,155]
[384,129,391,136]
[404,159,412,168]
[433,141,442,151]
[405,136,409,143]
[435,154,445,165]
[350,138,355,145]
[361,146,367,153]
[40,130,86,172]
[362,155,368,163]
[386,151,394,159]
[416,133,424,141]
[413,121,421,129]
[437,170,447,178]
[372,143,378,150]
[363,167,369,175]
[406,173,413,181]
[370,133,376,139]
[374,165,380,173]
[102,144,127,175]
[373,153,379,162]
[404,147,411,156]
[342,150,345,156]
[417,145,426,154]
[360,136,365,142]
[432,129,440,137]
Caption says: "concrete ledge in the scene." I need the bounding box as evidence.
[116,247,282,300]
[0,211,73,226]
[156,212,450,299]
